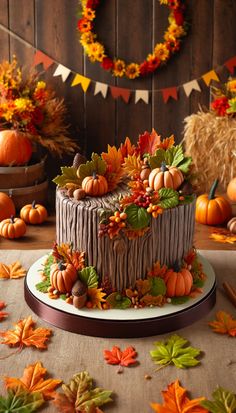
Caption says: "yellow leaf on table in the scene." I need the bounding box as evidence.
[0,261,26,279]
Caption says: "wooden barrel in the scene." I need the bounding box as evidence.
[0,180,48,209]
[0,157,46,189]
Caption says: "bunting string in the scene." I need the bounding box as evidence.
[1,22,236,105]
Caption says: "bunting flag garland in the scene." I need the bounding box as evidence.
[0,22,236,106]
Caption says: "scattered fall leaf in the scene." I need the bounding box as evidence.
[0,261,26,279]
[4,361,62,400]
[208,311,236,337]
[201,386,236,413]
[0,301,8,321]
[0,389,44,413]
[150,379,208,413]
[210,229,236,244]
[87,288,106,309]
[137,129,161,156]
[104,346,138,373]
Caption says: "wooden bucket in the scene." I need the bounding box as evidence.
[0,180,48,209]
[0,156,46,189]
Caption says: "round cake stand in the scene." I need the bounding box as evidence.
[24,254,216,338]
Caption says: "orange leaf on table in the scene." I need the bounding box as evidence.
[150,379,208,413]
[0,261,26,279]
[0,300,8,321]
[4,361,62,400]
[104,346,137,368]
[208,311,236,337]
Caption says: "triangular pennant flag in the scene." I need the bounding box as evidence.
[183,79,201,97]
[71,74,91,92]
[224,56,236,74]
[162,87,178,103]
[110,86,131,103]
[135,90,149,104]
[53,64,71,82]
[94,82,108,98]
[202,70,220,86]
[33,50,54,70]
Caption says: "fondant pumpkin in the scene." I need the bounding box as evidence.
[227,217,236,234]
[227,177,236,202]
[148,162,184,191]
[196,179,232,225]
[0,130,32,166]
[20,200,48,224]
[82,172,108,196]
[0,192,15,221]
[50,262,77,293]
[0,216,26,239]
[164,265,193,297]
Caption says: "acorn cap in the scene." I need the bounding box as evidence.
[72,153,87,169]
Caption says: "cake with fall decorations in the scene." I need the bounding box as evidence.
[32,129,208,312]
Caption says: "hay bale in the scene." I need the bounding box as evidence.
[182,111,236,193]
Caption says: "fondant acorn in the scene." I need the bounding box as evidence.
[72,279,87,309]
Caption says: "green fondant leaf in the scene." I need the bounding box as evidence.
[149,149,166,169]
[106,293,131,309]
[193,279,205,288]
[165,145,184,167]
[0,390,44,412]
[125,204,150,230]
[149,277,166,296]
[78,153,107,180]
[178,194,195,205]
[171,296,190,305]
[35,280,51,293]
[201,386,236,413]
[35,254,54,293]
[79,266,98,289]
[60,294,67,301]
[158,188,179,209]
[53,166,79,188]
[178,156,192,174]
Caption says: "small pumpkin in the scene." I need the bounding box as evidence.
[0,216,26,239]
[148,162,184,191]
[0,192,15,222]
[196,179,232,225]
[0,130,32,166]
[227,217,236,234]
[50,261,78,293]
[20,200,48,224]
[82,172,108,196]
[164,264,193,297]
[227,177,236,202]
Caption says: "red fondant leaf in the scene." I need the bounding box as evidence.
[208,311,236,337]
[0,301,8,321]
[104,346,137,367]
[137,129,161,156]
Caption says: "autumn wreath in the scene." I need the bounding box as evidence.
[77,0,188,79]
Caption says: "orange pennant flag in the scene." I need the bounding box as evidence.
[224,56,236,74]
[162,87,178,103]
[33,50,54,70]
[202,70,219,86]
[110,86,131,103]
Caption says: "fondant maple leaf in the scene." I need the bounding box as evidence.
[0,261,26,279]
[208,311,236,337]
[104,346,138,372]
[101,145,124,191]
[0,301,8,321]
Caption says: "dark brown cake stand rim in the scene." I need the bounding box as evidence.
[24,280,216,338]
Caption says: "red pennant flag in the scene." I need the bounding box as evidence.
[33,50,54,70]
[224,56,236,74]
[110,86,131,103]
[162,87,178,103]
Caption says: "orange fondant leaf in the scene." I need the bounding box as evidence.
[87,288,106,309]
[104,346,137,367]
[4,361,62,400]
[122,154,142,178]
[119,137,135,160]
[208,311,236,337]
[101,145,124,191]
[0,301,8,321]
[137,129,161,156]
[157,135,175,150]
[150,380,207,413]
[140,295,165,307]
[0,261,26,279]
[147,261,168,278]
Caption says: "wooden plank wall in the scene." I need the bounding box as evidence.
[1,0,236,178]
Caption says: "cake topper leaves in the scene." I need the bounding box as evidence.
[149,277,166,296]
[101,145,124,191]
[122,154,142,178]
[79,266,98,289]
[87,288,106,309]
[137,129,161,156]
[53,371,113,413]
[158,188,179,209]
[0,389,45,413]
[165,144,184,167]
[208,311,236,337]
[0,261,26,279]
[119,137,135,160]
[150,380,208,413]
[53,166,79,188]
[150,334,201,371]
[200,386,236,413]
[78,153,107,181]
[106,293,132,309]
[149,149,166,169]
[125,204,150,230]
[104,346,138,373]
[177,157,192,174]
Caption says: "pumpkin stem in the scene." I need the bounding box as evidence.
[172,261,180,272]
[208,179,219,200]
[58,261,66,271]
[10,215,15,224]
[32,200,36,209]
[92,170,98,180]
[161,162,168,173]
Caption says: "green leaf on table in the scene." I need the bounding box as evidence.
[158,188,179,209]
[0,390,44,413]
[106,293,131,309]
[150,334,201,371]
[78,153,107,180]
[125,204,150,230]
[201,386,236,413]
[79,266,98,289]
[53,167,79,188]
[149,277,166,296]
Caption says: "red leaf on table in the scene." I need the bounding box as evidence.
[104,346,137,367]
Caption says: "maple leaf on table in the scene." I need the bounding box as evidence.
[201,386,236,413]
[104,346,138,373]
[0,389,44,413]
[4,361,62,400]
[0,301,8,321]
[150,379,208,413]
[208,311,236,337]
[0,261,26,279]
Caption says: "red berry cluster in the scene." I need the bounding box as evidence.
[133,194,151,208]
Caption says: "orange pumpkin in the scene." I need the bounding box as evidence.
[20,200,48,224]
[148,162,184,191]
[0,192,15,221]
[227,177,236,202]
[0,130,32,166]
[0,216,26,239]
[164,265,193,297]
[50,262,78,293]
[196,179,232,225]
[82,172,108,196]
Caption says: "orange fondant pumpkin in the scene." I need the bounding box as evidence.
[227,177,236,202]
[20,200,48,224]
[82,172,108,196]
[50,262,77,293]
[196,179,232,225]
[164,265,193,297]
[0,130,32,166]
[148,162,184,191]
[0,216,26,239]
[0,192,15,221]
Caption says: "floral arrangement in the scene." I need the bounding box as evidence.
[0,57,77,156]
[211,78,236,117]
[77,0,188,79]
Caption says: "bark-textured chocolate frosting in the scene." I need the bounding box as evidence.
[56,185,196,292]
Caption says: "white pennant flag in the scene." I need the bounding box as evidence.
[135,90,149,104]
[183,79,201,97]
[53,64,71,82]
[94,82,108,98]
